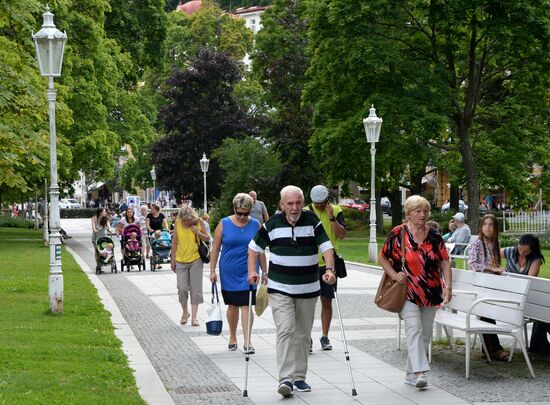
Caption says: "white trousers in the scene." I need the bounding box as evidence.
[269,293,317,383]
[400,300,437,374]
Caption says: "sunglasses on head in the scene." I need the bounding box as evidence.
[235,210,250,217]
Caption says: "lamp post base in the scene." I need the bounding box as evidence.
[49,273,64,314]
[368,241,378,263]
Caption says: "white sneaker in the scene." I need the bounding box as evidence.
[404,373,416,386]
[415,375,428,389]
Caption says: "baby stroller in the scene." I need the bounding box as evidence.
[120,224,146,272]
[149,230,172,271]
[95,236,117,274]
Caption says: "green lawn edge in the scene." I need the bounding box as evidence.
[0,228,145,405]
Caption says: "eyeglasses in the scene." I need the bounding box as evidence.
[291,227,300,251]
[235,211,250,217]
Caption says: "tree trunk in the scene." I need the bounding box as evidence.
[450,184,460,212]
[388,189,403,228]
[457,122,480,233]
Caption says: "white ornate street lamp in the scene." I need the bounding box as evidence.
[200,153,210,213]
[32,5,67,314]
[363,105,383,263]
[150,166,157,203]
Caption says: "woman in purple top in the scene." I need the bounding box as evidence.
[468,214,509,360]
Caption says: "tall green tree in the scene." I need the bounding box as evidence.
[152,47,252,202]
[213,137,281,216]
[304,0,450,227]
[304,0,549,230]
[252,0,322,192]
[105,0,168,81]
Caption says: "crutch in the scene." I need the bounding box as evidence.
[243,283,254,397]
[333,285,357,396]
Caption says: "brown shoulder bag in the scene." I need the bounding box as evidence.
[374,226,408,313]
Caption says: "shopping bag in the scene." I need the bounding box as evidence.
[206,282,223,335]
[255,283,268,316]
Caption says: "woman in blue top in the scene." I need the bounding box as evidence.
[210,193,267,353]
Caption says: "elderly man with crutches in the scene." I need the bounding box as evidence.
[247,185,336,398]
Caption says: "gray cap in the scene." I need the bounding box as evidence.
[453,212,465,222]
[310,185,329,203]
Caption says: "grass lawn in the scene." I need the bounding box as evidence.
[0,228,144,405]
[339,229,550,279]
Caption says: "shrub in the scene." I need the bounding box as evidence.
[60,208,97,218]
[0,215,35,229]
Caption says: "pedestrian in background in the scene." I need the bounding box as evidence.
[170,205,210,327]
[306,185,346,351]
[249,190,269,224]
[248,185,335,398]
[91,208,107,248]
[444,212,471,254]
[379,195,452,389]
[210,193,267,353]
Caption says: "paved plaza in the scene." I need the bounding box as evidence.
[62,219,549,405]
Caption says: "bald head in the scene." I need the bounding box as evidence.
[249,191,257,201]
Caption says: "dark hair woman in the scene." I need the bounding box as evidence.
[91,207,107,246]
[501,233,545,277]
[468,214,508,360]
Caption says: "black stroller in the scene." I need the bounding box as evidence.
[95,236,117,274]
[120,224,146,272]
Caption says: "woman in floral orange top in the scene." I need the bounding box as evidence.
[379,195,452,389]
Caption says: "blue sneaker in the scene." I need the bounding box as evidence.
[277,381,293,397]
[294,380,311,392]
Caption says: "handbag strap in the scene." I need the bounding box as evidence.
[211,282,220,304]
[400,225,407,275]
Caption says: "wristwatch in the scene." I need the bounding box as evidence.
[325,267,335,274]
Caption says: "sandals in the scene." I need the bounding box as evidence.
[228,343,238,351]
[483,349,510,361]
[191,319,199,327]
[494,349,510,361]
[243,345,255,355]
[180,312,189,325]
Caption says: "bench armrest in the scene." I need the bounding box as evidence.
[452,290,478,296]
[466,298,521,329]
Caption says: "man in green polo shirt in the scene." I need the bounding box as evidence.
[248,185,336,398]
[307,185,346,351]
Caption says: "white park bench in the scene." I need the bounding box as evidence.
[431,268,535,379]
[503,273,550,354]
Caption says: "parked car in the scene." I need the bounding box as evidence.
[441,200,468,213]
[381,197,392,215]
[339,198,369,212]
[59,198,81,209]
[441,200,489,215]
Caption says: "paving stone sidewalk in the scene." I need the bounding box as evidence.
[68,232,252,405]
[63,218,550,405]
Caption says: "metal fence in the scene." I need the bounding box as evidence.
[502,210,550,234]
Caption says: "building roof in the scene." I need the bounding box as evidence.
[176,0,202,15]
[231,6,269,16]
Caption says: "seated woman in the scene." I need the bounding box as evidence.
[468,214,509,360]
[501,233,544,276]
[501,234,548,355]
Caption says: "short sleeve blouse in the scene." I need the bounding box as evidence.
[381,224,449,307]
[147,213,165,231]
